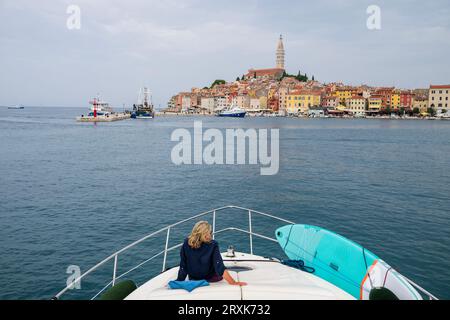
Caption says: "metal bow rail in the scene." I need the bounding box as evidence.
[53,205,294,300]
[53,205,438,300]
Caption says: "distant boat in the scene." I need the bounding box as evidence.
[217,106,246,118]
[131,87,155,119]
[76,96,130,122]
[8,104,24,109]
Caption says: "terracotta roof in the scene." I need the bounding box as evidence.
[246,68,284,77]
[430,85,450,89]
[289,90,322,96]
[375,87,395,92]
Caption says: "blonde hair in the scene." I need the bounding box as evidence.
[188,221,212,249]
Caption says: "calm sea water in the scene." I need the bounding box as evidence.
[0,107,449,300]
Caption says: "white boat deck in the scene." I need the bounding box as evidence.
[125,252,354,300]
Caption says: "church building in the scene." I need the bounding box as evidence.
[245,35,286,80]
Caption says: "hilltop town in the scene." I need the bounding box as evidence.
[165,36,449,119]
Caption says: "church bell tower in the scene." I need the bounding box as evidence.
[276,35,285,69]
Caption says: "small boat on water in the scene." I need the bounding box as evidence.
[217,106,246,118]
[76,97,130,122]
[131,87,155,119]
[53,205,438,300]
[8,104,24,110]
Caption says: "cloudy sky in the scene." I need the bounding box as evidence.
[0,0,449,108]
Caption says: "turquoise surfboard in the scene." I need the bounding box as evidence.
[276,225,421,300]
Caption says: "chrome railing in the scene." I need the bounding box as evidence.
[53,205,295,300]
[401,276,439,300]
[53,205,438,300]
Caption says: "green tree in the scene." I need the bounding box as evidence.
[312,75,315,81]
[295,72,308,82]
[442,109,448,114]
[236,77,240,81]
[427,108,436,117]
[384,107,392,115]
[210,80,226,88]
[412,107,420,114]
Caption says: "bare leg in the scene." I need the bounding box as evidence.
[223,270,247,286]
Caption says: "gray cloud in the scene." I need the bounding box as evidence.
[0,0,449,108]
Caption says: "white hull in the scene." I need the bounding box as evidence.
[76,113,130,122]
[135,116,154,119]
[125,252,354,300]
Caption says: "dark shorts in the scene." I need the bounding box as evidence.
[206,274,223,283]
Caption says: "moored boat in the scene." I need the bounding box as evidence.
[131,87,155,119]
[217,106,246,118]
[8,104,24,110]
[77,97,130,122]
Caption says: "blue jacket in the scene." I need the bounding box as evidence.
[176,239,226,281]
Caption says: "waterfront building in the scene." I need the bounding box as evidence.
[334,87,356,105]
[190,94,200,109]
[368,96,383,112]
[302,91,322,114]
[268,96,279,112]
[413,98,428,113]
[175,94,183,111]
[346,96,366,116]
[287,90,321,114]
[391,91,401,110]
[268,88,277,101]
[215,96,229,111]
[360,89,372,99]
[400,91,413,110]
[278,87,289,112]
[232,95,250,109]
[250,98,261,110]
[181,94,191,112]
[321,96,340,109]
[375,87,394,109]
[259,96,268,110]
[429,85,450,113]
[286,91,300,114]
[201,97,215,113]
